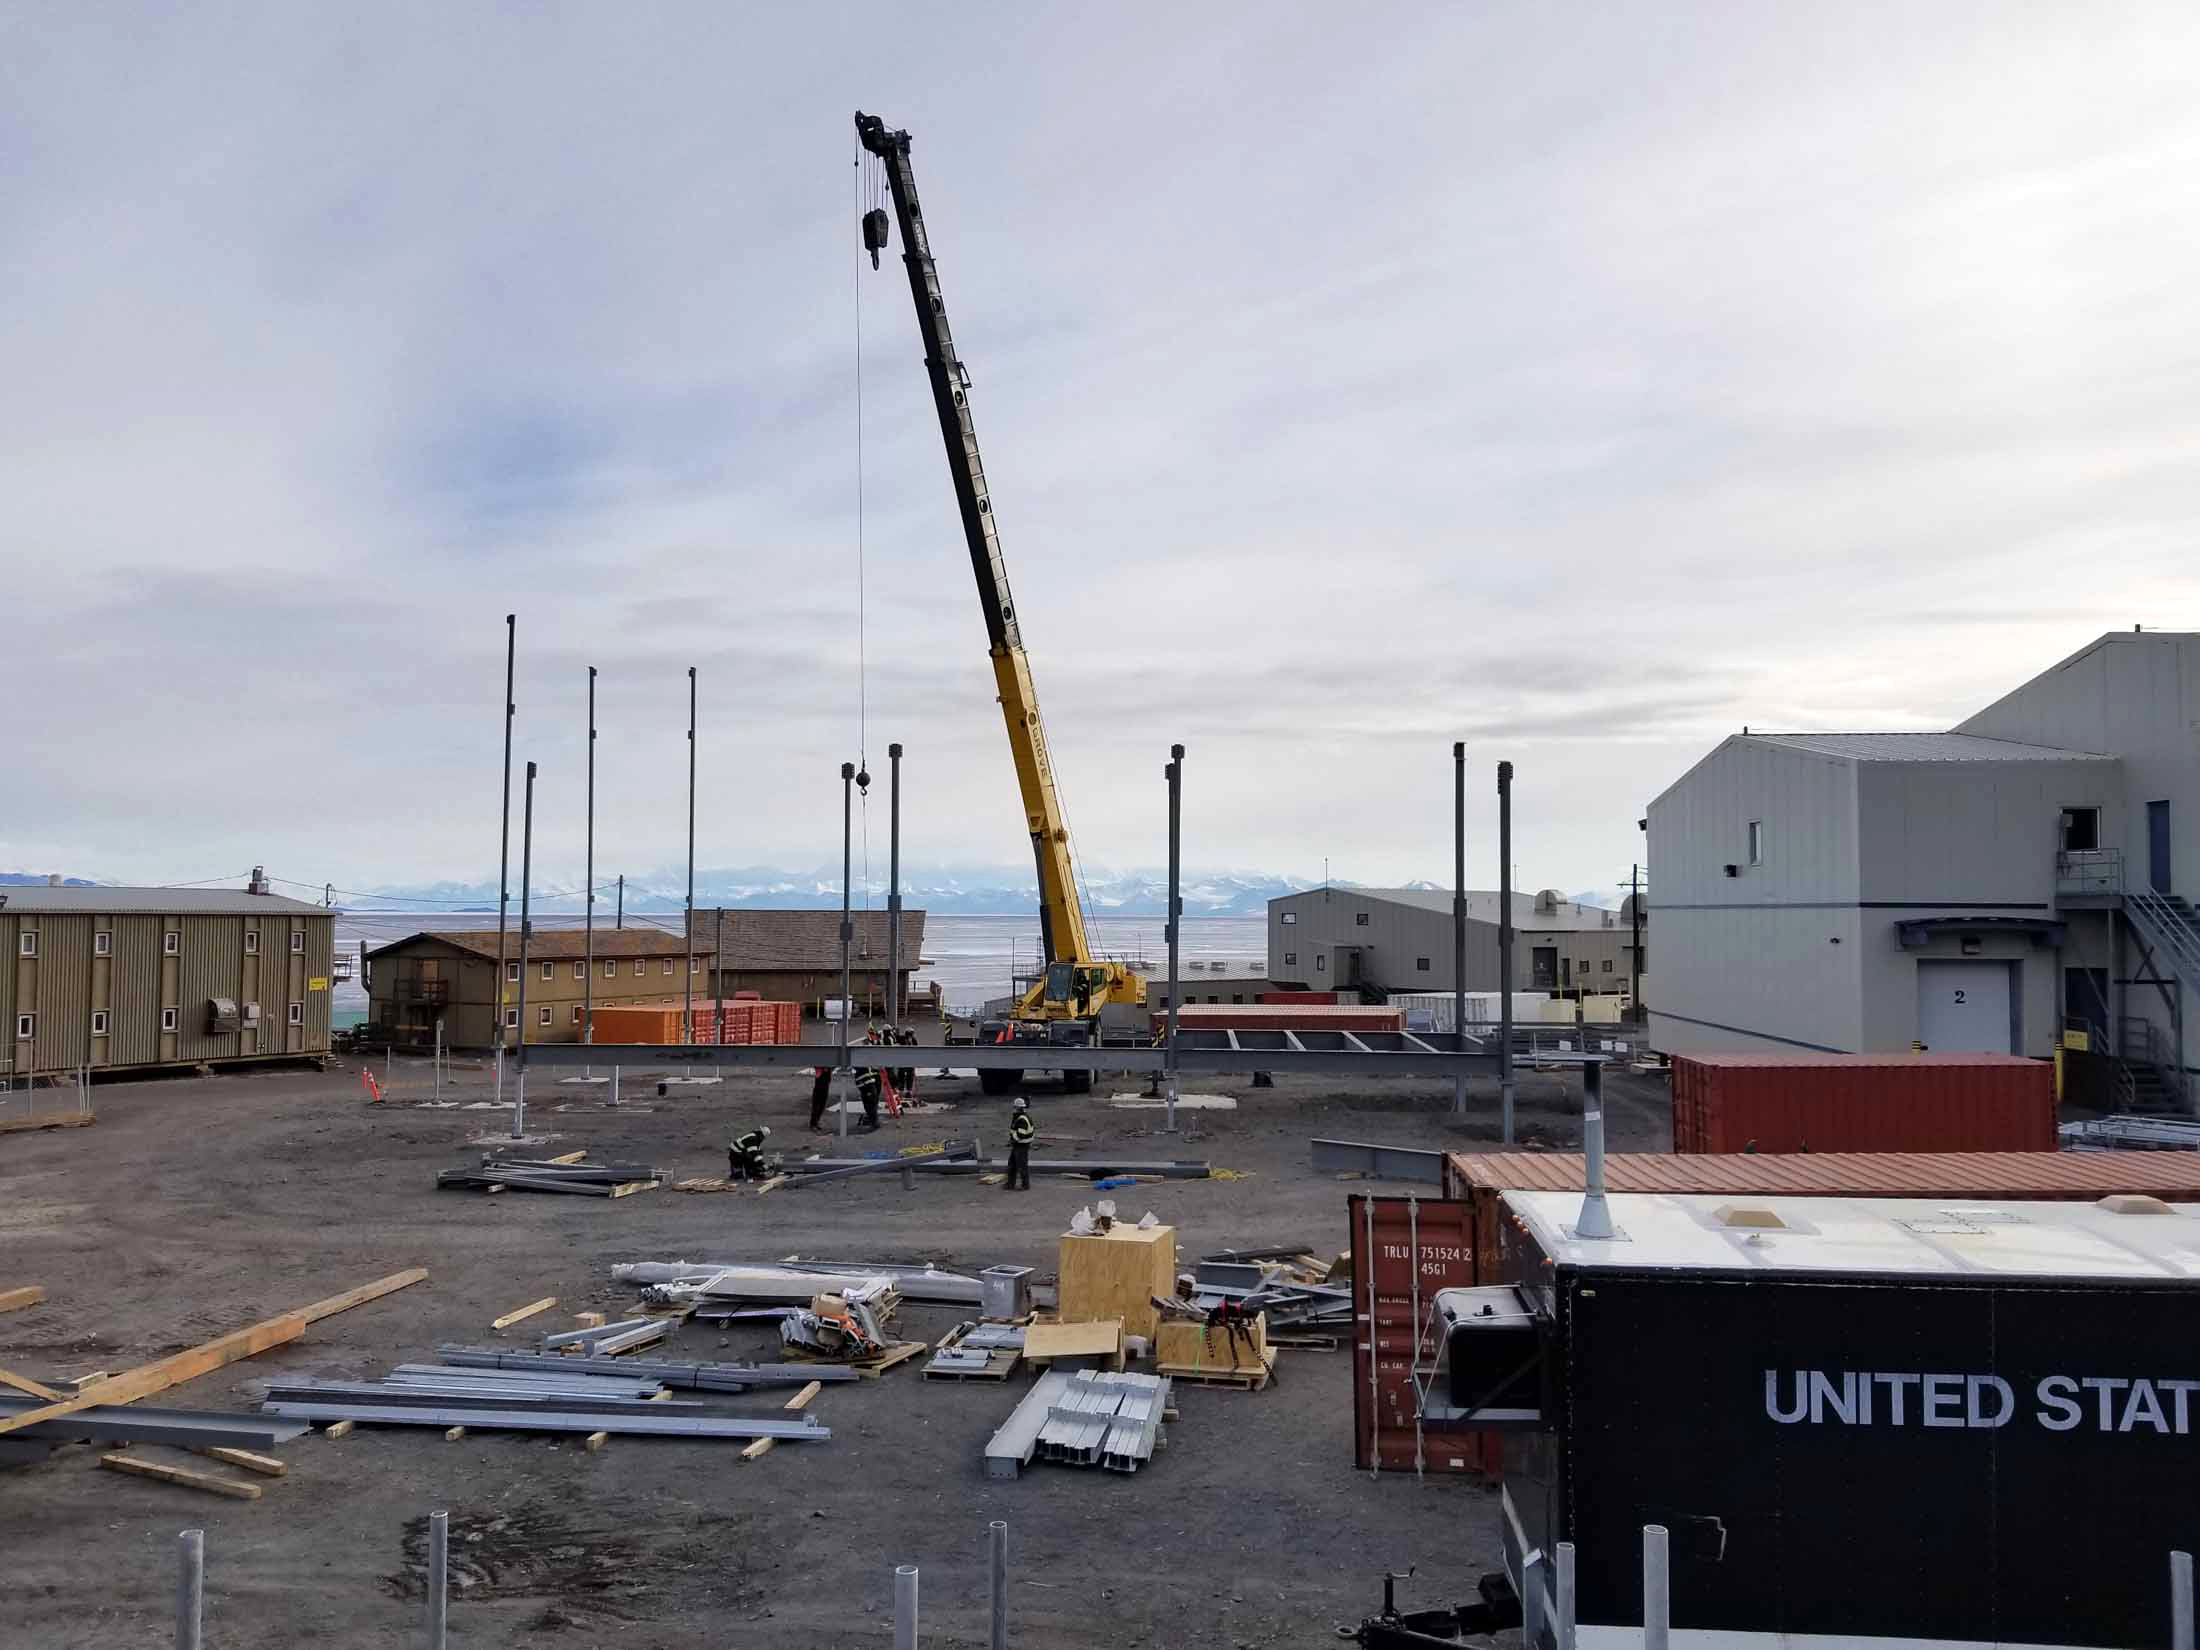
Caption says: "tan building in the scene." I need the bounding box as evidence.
[364,928,708,1049]
[702,908,929,1015]
[0,885,337,1081]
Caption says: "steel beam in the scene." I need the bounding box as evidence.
[0,1396,308,1450]
[520,1037,1606,1078]
[435,1348,859,1388]
[1307,1138,1446,1183]
[259,1402,831,1440]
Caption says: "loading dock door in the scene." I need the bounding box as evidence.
[1917,960,2015,1053]
[1531,947,1556,989]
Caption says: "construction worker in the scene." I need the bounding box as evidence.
[892,1025,918,1102]
[855,1063,883,1130]
[729,1124,772,1182]
[1005,1096,1036,1192]
[807,1064,835,1131]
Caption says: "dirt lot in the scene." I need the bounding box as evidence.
[0,1049,1669,1649]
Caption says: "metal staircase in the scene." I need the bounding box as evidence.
[2118,885,2196,1113]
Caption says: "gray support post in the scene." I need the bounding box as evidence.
[2174,1550,2194,1650]
[894,1563,919,1650]
[887,742,904,1027]
[1497,760,1515,1144]
[426,1510,449,1650]
[494,614,515,1105]
[684,666,696,1045]
[584,665,596,1055]
[839,762,856,1142]
[1628,860,1643,1028]
[1165,744,1184,1133]
[1520,1546,1545,1647]
[512,760,538,1140]
[176,1528,204,1650]
[713,907,725,1046]
[1643,1524,1670,1650]
[988,1520,1008,1650]
[610,1065,620,1107]
[1452,739,1467,1116]
[1574,1060,1613,1239]
[1554,1540,1577,1650]
[433,1019,442,1102]
[616,873,624,930]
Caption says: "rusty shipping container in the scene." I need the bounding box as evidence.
[1670,1051,2057,1154]
[1161,1002,1402,1035]
[1348,1192,1482,1475]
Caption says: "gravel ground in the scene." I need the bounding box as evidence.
[0,1049,1670,1649]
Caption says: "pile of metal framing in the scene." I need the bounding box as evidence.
[2061,1115,2200,1151]
[1190,1255,1352,1337]
[985,1370,1170,1478]
[437,1348,857,1392]
[437,1156,667,1196]
[617,1258,986,1308]
[779,1154,1211,1181]
[0,1394,308,1460]
[258,1362,830,1444]
[540,1316,670,1356]
[925,1322,1025,1377]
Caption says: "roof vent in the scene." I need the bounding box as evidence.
[1714,1204,1785,1230]
[1535,888,1564,914]
[2099,1193,2175,1216]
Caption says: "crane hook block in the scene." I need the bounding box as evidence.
[862,207,890,270]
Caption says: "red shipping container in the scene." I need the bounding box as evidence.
[1669,1052,2056,1154]
[1348,1193,1486,1475]
[1258,990,1341,1005]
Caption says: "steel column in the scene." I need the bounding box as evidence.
[894,1564,919,1650]
[1554,1540,1576,1650]
[2176,1550,2195,1650]
[684,666,696,1045]
[584,665,596,1051]
[494,613,515,1104]
[1497,759,1515,1144]
[512,760,537,1139]
[176,1528,204,1650]
[839,761,856,1140]
[988,1521,1007,1650]
[1453,739,1467,1115]
[888,742,904,1026]
[427,1510,449,1650]
[1643,1524,1670,1650]
[1165,744,1184,1132]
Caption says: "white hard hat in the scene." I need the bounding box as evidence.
[1013,1096,1028,1110]
[760,1125,772,1138]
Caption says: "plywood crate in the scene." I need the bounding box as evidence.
[1155,1313,1267,1376]
[1057,1223,1176,1343]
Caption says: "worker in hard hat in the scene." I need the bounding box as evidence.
[729,1125,773,1182]
[1005,1096,1036,1192]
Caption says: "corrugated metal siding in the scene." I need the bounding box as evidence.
[32,914,93,1073]
[110,916,163,1066]
[305,917,332,1051]
[0,915,18,1077]
[1442,1149,2200,1199]
[1671,1052,2057,1152]
[178,916,238,1062]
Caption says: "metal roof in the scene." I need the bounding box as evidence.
[1505,1189,2200,1282]
[1742,731,2114,763]
[365,909,926,970]
[0,887,332,917]
[1447,1149,2200,1200]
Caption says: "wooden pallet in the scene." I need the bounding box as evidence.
[922,1325,1022,1382]
[786,1340,926,1380]
[1156,1346,1278,1391]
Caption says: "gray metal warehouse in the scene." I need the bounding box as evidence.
[1266,886,1641,996]
[0,884,338,1082]
[1647,628,2199,1110]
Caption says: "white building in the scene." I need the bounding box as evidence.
[1647,630,2197,1109]
[1267,886,1641,996]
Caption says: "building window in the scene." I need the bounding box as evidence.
[1316,955,1327,971]
[1283,951,1297,966]
[1747,820,1763,866]
[604,960,617,979]
[2061,807,2101,852]
[539,1005,552,1027]
[288,1002,303,1026]
[1281,912,1297,926]
[1232,994,1244,1004]
[1416,957,1431,972]
[243,930,257,955]
[14,1014,31,1039]
[573,961,586,980]
[17,932,34,958]
[663,958,675,976]
[164,931,180,956]
[506,961,519,983]
[571,1005,583,1024]
[541,961,553,981]
[290,931,304,954]
[161,1007,178,1032]
[95,930,111,956]
[690,958,700,974]
[1601,959,1614,973]
[505,1008,519,1029]
[634,959,646,978]
[1355,912,1370,927]
[91,1010,109,1036]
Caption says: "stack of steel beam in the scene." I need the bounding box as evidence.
[540,1317,671,1356]
[435,1348,860,1391]
[437,1156,668,1196]
[0,1394,308,1453]
[983,1370,1170,1478]
[1190,1257,1351,1336]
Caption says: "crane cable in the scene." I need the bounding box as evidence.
[854,141,873,917]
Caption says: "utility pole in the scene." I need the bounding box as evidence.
[714,907,725,1046]
[1165,744,1184,1134]
[584,665,596,1053]
[1452,740,1467,1117]
[887,742,904,1028]
[684,666,696,1045]
[837,761,856,1141]
[494,614,515,1104]
[1497,760,1515,1145]
[1628,861,1644,1027]
[616,874,624,930]
[512,759,537,1140]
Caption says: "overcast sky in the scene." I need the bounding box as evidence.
[5,5,2197,900]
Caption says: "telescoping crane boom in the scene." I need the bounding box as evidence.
[856,111,1143,1093]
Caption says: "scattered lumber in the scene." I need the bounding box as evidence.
[0,1286,46,1315]
[323,1420,355,1438]
[0,1367,61,1402]
[195,1447,286,1477]
[100,1452,263,1500]
[741,1379,825,1463]
[492,1297,558,1330]
[0,1268,427,1440]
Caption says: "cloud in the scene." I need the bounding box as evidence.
[4,5,2198,897]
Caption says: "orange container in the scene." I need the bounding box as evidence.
[588,1004,688,1044]
[1669,1053,2057,1154]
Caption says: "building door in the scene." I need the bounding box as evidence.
[1531,946,1556,989]
[2148,800,2173,893]
[1560,956,1572,988]
[1917,960,2016,1053]
[2064,966,2111,1043]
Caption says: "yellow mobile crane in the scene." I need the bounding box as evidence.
[856,111,1144,1095]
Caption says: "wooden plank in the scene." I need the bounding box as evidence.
[0,1286,46,1314]
[0,1268,427,1439]
[444,1426,466,1441]
[573,1312,606,1329]
[195,1447,286,1477]
[100,1453,262,1500]
[546,1150,587,1165]
[323,1420,355,1438]
[783,1380,823,1412]
[584,1430,609,1452]
[606,1180,658,1198]
[738,1435,774,1462]
[0,1113,94,1135]
[0,1367,61,1402]
[491,1296,558,1330]
[1023,1320,1123,1360]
